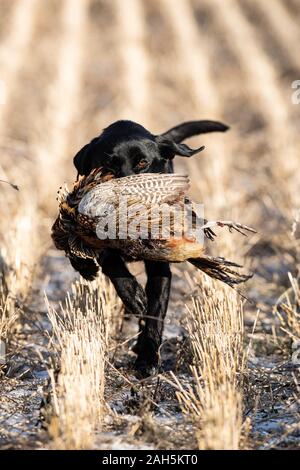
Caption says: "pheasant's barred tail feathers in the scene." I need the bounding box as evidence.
[188,256,253,287]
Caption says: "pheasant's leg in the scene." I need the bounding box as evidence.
[134,261,172,377]
[99,250,147,318]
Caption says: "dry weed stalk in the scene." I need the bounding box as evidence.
[1,208,38,302]
[0,285,18,367]
[0,193,40,366]
[46,272,120,449]
[171,276,245,449]
[275,272,300,343]
[274,209,300,344]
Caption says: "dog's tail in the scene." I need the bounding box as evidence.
[161,120,229,143]
[188,256,252,287]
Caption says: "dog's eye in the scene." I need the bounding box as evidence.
[135,159,149,169]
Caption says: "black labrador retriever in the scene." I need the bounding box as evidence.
[72,119,229,376]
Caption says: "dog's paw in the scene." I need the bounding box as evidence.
[133,358,158,378]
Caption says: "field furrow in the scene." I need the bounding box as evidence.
[114,0,150,123]
[0,0,38,135]
[207,0,290,130]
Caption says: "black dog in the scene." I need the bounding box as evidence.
[72,119,229,376]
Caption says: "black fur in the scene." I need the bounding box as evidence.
[73,119,229,376]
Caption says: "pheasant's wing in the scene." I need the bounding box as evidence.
[78,173,190,218]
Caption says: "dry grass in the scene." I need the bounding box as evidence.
[46,273,120,450]
[275,273,300,345]
[274,207,300,348]
[0,189,41,368]
[0,286,17,366]
[168,277,245,449]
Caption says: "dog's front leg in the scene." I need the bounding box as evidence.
[134,261,172,377]
[99,250,147,318]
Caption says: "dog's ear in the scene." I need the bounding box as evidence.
[73,137,99,176]
[156,136,205,159]
[73,143,90,176]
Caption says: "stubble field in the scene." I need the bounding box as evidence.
[0,0,299,450]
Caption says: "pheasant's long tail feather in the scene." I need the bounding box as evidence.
[188,256,253,287]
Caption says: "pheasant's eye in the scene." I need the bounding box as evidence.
[136,159,149,169]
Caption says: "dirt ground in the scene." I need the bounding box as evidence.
[0,0,299,449]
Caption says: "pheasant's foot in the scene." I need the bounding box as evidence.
[201,220,256,237]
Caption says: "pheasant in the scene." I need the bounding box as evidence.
[52,169,255,287]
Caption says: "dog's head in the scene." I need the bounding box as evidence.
[73,120,205,177]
